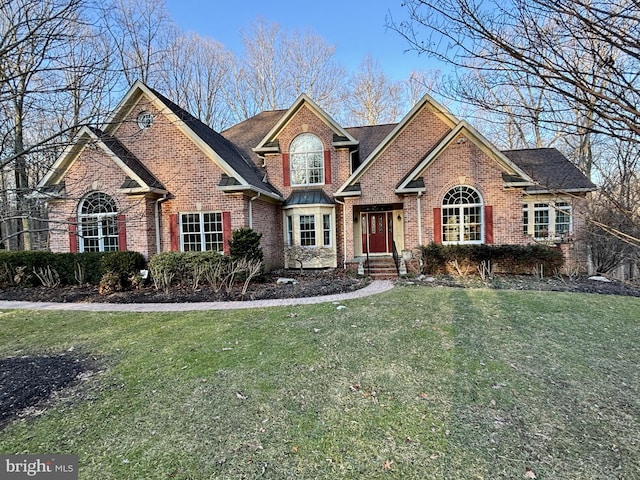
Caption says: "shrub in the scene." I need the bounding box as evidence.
[0,251,146,287]
[100,251,147,287]
[98,271,122,295]
[148,251,186,293]
[184,251,225,290]
[418,243,564,276]
[229,227,263,262]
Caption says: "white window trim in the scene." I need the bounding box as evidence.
[441,186,484,245]
[78,192,119,253]
[282,207,335,249]
[523,201,573,240]
[289,133,325,186]
[322,214,332,247]
[298,214,317,247]
[179,211,224,252]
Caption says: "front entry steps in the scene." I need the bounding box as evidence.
[364,256,398,279]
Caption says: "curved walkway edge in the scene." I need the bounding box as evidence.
[0,280,395,312]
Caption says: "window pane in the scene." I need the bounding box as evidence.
[290,134,324,185]
[534,204,550,237]
[555,204,571,234]
[523,204,529,235]
[203,213,224,251]
[443,208,460,242]
[299,215,316,246]
[286,216,293,246]
[180,212,224,252]
[323,214,331,247]
[442,186,483,244]
[79,192,119,252]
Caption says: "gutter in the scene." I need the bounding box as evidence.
[334,198,347,270]
[248,192,261,229]
[155,193,170,254]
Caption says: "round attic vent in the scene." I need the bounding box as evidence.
[137,111,154,129]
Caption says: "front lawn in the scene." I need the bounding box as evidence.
[0,286,638,479]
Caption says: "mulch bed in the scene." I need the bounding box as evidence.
[400,273,640,297]
[0,269,367,304]
[0,353,97,430]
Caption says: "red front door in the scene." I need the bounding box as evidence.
[362,212,393,254]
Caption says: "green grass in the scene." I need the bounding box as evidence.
[1,286,638,479]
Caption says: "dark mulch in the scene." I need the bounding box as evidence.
[0,353,97,430]
[0,269,367,304]
[400,273,640,297]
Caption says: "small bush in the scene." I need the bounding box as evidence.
[183,251,225,290]
[33,265,61,288]
[100,251,146,287]
[148,251,186,293]
[98,272,122,295]
[229,227,263,262]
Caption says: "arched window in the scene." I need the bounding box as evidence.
[442,186,483,244]
[289,133,324,185]
[78,192,119,252]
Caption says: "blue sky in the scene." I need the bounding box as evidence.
[163,0,438,81]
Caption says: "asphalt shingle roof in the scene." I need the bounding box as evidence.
[503,148,596,191]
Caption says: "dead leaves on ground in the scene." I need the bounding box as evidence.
[349,382,378,404]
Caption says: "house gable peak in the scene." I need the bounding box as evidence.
[254,94,358,153]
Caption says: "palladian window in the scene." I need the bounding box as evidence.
[442,186,483,244]
[290,133,324,185]
[78,192,119,252]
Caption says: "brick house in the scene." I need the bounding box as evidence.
[36,81,595,273]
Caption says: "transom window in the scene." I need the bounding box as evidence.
[180,212,224,251]
[290,133,324,185]
[78,192,119,252]
[442,186,483,244]
[523,201,572,239]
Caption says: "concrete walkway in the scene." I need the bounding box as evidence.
[0,280,395,312]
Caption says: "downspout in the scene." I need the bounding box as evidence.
[417,191,423,246]
[248,192,261,229]
[334,198,347,270]
[155,193,169,254]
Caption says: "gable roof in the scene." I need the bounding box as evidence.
[395,121,536,193]
[335,93,461,197]
[88,127,165,191]
[503,148,596,193]
[144,86,282,199]
[97,80,282,200]
[35,126,167,197]
[345,123,397,167]
[253,94,358,153]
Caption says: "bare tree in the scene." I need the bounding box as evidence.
[226,19,345,123]
[100,0,177,86]
[390,0,640,139]
[341,56,403,126]
[403,70,441,107]
[282,28,346,115]
[0,0,86,249]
